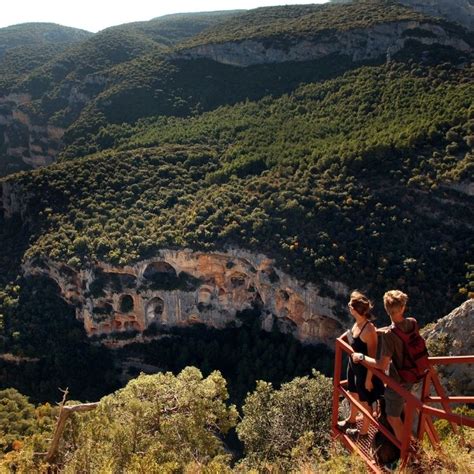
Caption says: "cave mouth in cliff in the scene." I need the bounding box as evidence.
[89,270,137,297]
[146,297,164,321]
[93,302,114,316]
[119,294,134,313]
[230,272,247,288]
[142,262,201,291]
[107,272,137,292]
[144,261,176,278]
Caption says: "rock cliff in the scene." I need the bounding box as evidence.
[23,250,347,346]
[423,299,474,394]
[0,72,108,176]
[175,20,471,67]
[0,93,64,174]
[397,0,474,31]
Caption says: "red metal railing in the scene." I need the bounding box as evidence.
[332,336,474,473]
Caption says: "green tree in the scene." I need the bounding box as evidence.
[236,370,333,466]
[0,388,55,454]
[0,388,36,452]
[58,367,237,472]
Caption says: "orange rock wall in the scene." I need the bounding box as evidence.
[23,249,347,345]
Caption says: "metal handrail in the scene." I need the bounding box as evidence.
[332,334,474,473]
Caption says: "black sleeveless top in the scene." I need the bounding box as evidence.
[347,321,369,359]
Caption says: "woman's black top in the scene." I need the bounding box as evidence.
[346,321,384,403]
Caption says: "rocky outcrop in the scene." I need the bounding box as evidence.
[175,20,472,67]
[0,73,107,176]
[397,0,474,31]
[23,249,347,346]
[0,93,64,174]
[443,181,474,197]
[423,299,474,394]
[0,180,26,219]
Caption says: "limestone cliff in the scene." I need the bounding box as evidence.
[23,250,347,346]
[331,1,474,31]
[0,72,107,176]
[423,299,474,394]
[397,0,474,31]
[0,93,64,174]
[175,20,471,67]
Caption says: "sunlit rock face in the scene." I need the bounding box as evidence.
[175,21,472,67]
[423,299,474,395]
[23,249,347,346]
[398,0,474,31]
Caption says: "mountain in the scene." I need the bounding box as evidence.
[0,22,93,91]
[1,0,472,176]
[0,22,92,58]
[0,0,472,407]
[108,10,244,45]
[0,11,245,176]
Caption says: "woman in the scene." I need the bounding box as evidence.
[338,290,383,439]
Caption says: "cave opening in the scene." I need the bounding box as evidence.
[120,294,134,313]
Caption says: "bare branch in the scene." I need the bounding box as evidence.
[44,388,98,464]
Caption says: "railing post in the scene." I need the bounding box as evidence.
[332,340,343,435]
[417,372,440,446]
[417,372,429,440]
[430,367,458,434]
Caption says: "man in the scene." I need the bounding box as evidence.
[351,290,415,443]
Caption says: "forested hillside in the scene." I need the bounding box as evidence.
[6,52,473,317]
[0,1,473,470]
[0,23,92,93]
[180,0,427,46]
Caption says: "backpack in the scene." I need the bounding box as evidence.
[391,318,430,383]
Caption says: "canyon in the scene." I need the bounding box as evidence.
[1,17,472,174]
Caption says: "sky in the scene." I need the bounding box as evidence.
[2,1,329,33]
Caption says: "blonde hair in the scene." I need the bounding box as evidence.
[350,290,374,319]
[383,290,408,315]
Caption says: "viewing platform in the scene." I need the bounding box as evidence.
[331,334,474,473]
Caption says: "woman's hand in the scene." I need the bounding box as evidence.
[351,352,362,363]
[365,378,373,391]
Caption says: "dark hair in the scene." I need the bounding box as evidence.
[350,290,374,320]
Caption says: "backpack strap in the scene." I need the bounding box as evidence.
[391,318,418,371]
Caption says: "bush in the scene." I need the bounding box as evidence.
[57,367,238,472]
[236,370,332,467]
